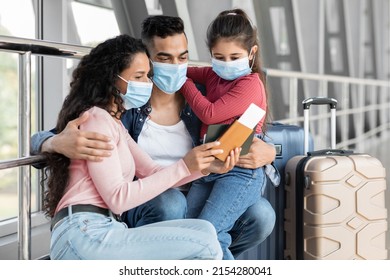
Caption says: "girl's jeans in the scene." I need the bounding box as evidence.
[186,166,266,260]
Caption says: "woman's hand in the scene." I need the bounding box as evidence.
[203,147,241,174]
[236,137,276,168]
[182,141,223,173]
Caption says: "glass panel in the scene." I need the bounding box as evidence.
[364,46,374,77]
[71,1,120,46]
[325,0,340,33]
[145,0,163,15]
[75,0,113,9]
[0,0,37,221]
[0,0,35,39]
[270,7,290,56]
[277,62,293,109]
[329,37,343,72]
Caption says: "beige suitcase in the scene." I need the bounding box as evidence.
[284,97,387,259]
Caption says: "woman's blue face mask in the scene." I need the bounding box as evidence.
[151,61,188,94]
[117,75,153,110]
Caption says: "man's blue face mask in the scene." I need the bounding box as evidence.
[151,61,188,94]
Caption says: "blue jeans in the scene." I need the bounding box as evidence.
[122,188,187,227]
[186,166,266,260]
[50,210,222,260]
[229,196,275,257]
[122,186,275,259]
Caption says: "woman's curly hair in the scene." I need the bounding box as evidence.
[43,35,149,217]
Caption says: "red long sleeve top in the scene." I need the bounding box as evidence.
[180,66,266,138]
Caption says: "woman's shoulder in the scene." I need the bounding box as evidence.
[87,106,110,117]
[83,106,117,126]
[80,107,122,141]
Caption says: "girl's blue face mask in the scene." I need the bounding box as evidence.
[211,55,253,81]
[151,61,188,94]
[117,75,153,110]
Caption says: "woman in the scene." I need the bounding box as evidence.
[44,34,238,260]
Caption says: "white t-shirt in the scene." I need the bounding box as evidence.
[137,118,193,167]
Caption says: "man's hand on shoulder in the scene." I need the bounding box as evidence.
[42,112,113,161]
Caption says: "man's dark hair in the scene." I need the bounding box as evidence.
[141,15,185,49]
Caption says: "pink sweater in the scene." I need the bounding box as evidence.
[181,67,266,138]
[55,106,202,215]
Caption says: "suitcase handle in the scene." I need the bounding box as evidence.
[302,97,338,154]
[307,149,353,156]
[302,97,337,110]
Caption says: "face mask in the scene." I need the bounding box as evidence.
[117,75,153,110]
[151,61,188,94]
[211,56,252,81]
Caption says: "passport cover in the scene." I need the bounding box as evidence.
[211,120,255,161]
[205,103,265,161]
[204,124,255,157]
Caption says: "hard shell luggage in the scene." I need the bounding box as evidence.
[237,122,314,260]
[284,97,388,260]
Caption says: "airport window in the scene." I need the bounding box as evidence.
[325,0,340,34]
[0,0,35,39]
[145,0,163,15]
[269,6,291,56]
[0,0,38,221]
[71,0,120,46]
[329,37,344,73]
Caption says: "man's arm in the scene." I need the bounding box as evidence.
[237,137,281,187]
[31,130,56,155]
[33,111,114,161]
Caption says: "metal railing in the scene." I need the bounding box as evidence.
[0,35,91,260]
[0,35,389,259]
[265,69,390,152]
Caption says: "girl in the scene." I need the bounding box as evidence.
[44,34,239,260]
[180,9,270,259]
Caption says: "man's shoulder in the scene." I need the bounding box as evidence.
[120,105,150,129]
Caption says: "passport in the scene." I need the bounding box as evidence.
[204,103,265,161]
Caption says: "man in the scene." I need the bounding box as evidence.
[32,15,276,259]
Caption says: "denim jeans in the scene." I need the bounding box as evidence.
[50,211,222,260]
[186,166,266,260]
[229,196,275,257]
[122,184,275,259]
[122,188,187,227]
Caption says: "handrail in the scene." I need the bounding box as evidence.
[0,35,91,58]
[266,68,390,87]
[264,67,390,152]
[0,155,46,170]
[0,35,91,260]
